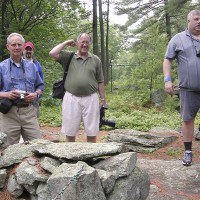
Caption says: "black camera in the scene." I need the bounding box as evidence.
[99,104,116,128]
[0,99,13,114]
[196,49,200,57]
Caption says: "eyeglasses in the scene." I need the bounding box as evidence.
[79,41,90,45]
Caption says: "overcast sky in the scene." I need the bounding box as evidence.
[79,0,128,25]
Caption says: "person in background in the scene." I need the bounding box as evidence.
[49,33,106,143]
[23,42,44,80]
[0,114,2,132]
[0,33,44,146]
[23,41,44,117]
[163,10,200,166]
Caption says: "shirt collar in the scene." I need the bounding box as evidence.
[185,29,191,37]
[74,52,92,59]
[9,57,23,64]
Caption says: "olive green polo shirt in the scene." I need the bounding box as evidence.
[57,51,104,96]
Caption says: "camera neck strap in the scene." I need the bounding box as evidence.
[188,30,199,55]
[10,60,27,92]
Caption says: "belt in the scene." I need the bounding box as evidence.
[13,103,31,108]
[179,87,200,94]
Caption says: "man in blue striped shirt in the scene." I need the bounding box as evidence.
[163,10,200,166]
[0,33,44,146]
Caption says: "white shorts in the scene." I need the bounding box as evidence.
[61,91,100,136]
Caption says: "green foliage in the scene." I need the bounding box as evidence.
[166,148,182,157]
[115,0,193,35]
[39,104,62,127]
[108,25,127,61]
[0,0,92,60]
[39,77,200,132]
[105,88,181,131]
[39,84,182,131]
[113,23,168,106]
[4,0,200,133]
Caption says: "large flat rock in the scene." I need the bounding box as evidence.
[33,142,125,161]
[137,159,200,200]
[103,129,178,153]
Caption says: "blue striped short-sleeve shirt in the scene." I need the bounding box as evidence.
[165,29,200,91]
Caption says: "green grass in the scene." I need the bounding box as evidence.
[39,85,200,131]
[39,104,62,127]
[166,148,182,157]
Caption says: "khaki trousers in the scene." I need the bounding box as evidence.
[2,104,41,146]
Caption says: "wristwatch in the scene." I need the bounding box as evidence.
[35,92,39,98]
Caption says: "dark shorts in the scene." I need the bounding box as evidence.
[180,90,200,121]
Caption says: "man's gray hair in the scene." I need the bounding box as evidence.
[187,10,200,20]
[7,33,25,44]
[77,33,92,43]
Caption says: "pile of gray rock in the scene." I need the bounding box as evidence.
[103,128,178,153]
[0,132,150,200]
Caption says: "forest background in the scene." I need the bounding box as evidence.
[1,0,200,132]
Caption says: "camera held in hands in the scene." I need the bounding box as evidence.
[15,90,27,99]
[99,104,116,128]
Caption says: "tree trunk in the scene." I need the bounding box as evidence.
[164,0,171,40]
[98,0,107,83]
[1,0,10,61]
[105,0,110,84]
[93,0,99,56]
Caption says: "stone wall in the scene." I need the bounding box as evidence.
[0,135,150,200]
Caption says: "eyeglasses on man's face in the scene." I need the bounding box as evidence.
[78,41,90,45]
